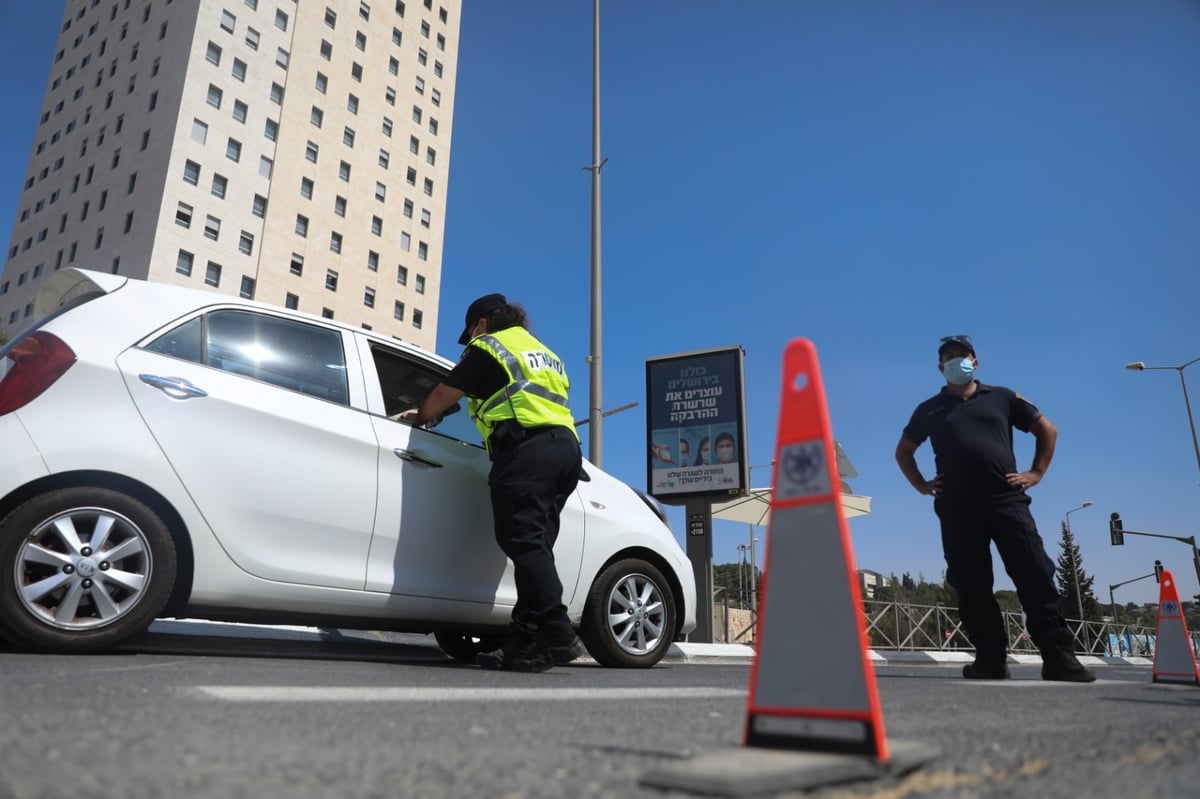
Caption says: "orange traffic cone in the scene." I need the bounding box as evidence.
[1151,569,1200,686]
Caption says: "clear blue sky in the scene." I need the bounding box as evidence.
[4,2,1199,605]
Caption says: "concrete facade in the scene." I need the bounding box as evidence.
[1,0,460,351]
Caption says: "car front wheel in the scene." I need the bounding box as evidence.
[0,488,177,653]
[580,558,677,668]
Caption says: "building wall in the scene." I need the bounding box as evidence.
[1,0,460,351]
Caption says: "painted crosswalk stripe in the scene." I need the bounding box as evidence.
[196,686,747,702]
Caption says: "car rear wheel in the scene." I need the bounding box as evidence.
[0,488,177,653]
[580,558,677,668]
[433,631,507,663]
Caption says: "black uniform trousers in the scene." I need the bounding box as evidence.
[935,499,1070,663]
[487,424,582,644]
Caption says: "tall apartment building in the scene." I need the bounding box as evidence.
[0,0,460,351]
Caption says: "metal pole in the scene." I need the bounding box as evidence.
[1178,369,1200,479]
[749,530,758,616]
[1190,535,1200,593]
[1064,503,1092,648]
[1108,586,1117,625]
[586,0,604,466]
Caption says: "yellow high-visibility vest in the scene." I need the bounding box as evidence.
[466,327,578,447]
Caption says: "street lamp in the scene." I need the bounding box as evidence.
[1126,357,1200,481]
[1064,502,1093,648]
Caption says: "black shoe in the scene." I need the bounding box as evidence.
[476,639,554,673]
[962,660,1010,680]
[546,635,587,666]
[1041,649,1097,683]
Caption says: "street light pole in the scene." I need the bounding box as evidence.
[1126,356,1200,481]
[747,462,775,617]
[1064,501,1094,629]
[1107,563,1161,625]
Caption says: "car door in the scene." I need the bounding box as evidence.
[357,337,586,607]
[115,308,378,590]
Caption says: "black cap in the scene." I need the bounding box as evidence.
[458,293,507,345]
[938,334,975,358]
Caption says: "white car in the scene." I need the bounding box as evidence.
[0,269,695,667]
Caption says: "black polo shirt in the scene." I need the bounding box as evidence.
[442,344,508,400]
[901,382,1042,506]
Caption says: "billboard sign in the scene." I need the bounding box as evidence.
[645,346,748,502]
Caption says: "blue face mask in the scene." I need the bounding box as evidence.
[942,357,976,385]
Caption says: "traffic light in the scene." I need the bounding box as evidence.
[1109,512,1124,546]
[1154,560,1163,583]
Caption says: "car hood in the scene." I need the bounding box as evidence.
[34,268,129,319]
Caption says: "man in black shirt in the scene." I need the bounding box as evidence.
[895,335,1095,682]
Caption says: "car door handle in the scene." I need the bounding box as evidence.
[393,448,444,468]
[138,373,209,399]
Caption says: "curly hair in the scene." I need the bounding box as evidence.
[487,302,528,331]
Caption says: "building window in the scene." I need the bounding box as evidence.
[412,105,422,124]
[388,56,399,76]
[400,232,411,251]
[431,89,440,107]
[367,251,379,271]
[325,8,337,28]
[415,77,424,95]
[426,147,436,165]
[351,62,363,82]
[385,86,395,106]
[375,182,386,202]
[204,215,221,241]
[418,48,427,66]
[264,118,279,141]
[343,127,355,147]
[420,208,431,228]
[381,117,393,137]
[355,31,366,51]
[347,94,359,114]
[226,138,242,162]
[270,82,284,104]
[334,196,347,217]
[306,141,319,162]
[417,243,428,262]
[191,119,208,143]
[252,194,267,217]
[339,161,351,181]
[409,135,419,154]
[205,41,222,65]
[183,159,200,185]
[311,106,324,128]
[364,287,375,308]
[233,100,248,123]
[330,231,343,253]
[259,156,273,178]
[240,276,256,299]
[206,83,223,108]
[205,261,222,287]
[176,201,193,228]
[176,249,194,276]
[393,300,404,320]
[406,167,417,186]
[403,199,413,218]
[232,58,247,82]
[275,47,289,69]
[397,265,408,285]
[412,309,423,329]
[290,253,304,275]
[212,174,227,198]
[371,216,383,236]
[325,269,338,291]
[415,274,426,294]
[275,9,289,31]
[295,215,309,236]
[220,11,236,33]
[321,39,333,60]
[379,149,390,168]
[238,231,254,255]
[322,308,334,319]
[285,292,299,310]
[300,177,314,199]
[246,27,260,50]
[429,117,438,135]
[315,72,328,93]
[423,178,433,196]
[360,1,371,20]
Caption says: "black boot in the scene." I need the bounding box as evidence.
[962,659,1010,680]
[1041,647,1096,682]
[539,623,588,666]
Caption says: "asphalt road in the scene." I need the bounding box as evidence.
[1,626,1197,799]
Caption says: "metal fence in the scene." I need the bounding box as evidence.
[860,600,1199,656]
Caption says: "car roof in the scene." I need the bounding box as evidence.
[37,268,455,371]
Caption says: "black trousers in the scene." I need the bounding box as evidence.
[935,500,1070,661]
[488,426,582,642]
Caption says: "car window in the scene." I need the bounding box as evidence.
[146,310,349,405]
[369,342,480,444]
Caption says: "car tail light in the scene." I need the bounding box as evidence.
[0,332,78,415]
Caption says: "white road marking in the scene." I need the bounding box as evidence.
[195,686,747,703]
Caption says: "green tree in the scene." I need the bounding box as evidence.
[1056,521,1103,620]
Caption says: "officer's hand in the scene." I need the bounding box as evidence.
[916,474,942,496]
[1006,471,1042,491]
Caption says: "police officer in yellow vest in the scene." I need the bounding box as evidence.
[404,294,586,672]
